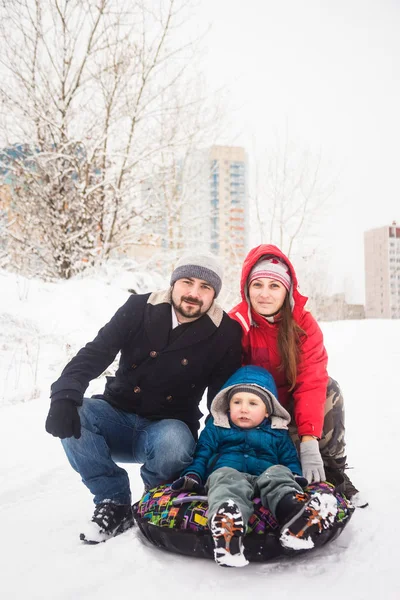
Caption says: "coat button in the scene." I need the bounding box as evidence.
[181,358,188,366]
[166,395,173,402]
[133,386,141,393]
[150,351,158,358]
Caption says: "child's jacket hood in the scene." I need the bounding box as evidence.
[231,244,308,332]
[210,365,291,430]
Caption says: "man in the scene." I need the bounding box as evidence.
[45,254,242,543]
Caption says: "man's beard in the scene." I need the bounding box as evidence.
[172,296,204,320]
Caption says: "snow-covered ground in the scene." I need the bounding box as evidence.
[1,268,399,600]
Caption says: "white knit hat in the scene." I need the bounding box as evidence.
[170,253,223,297]
[248,257,291,291]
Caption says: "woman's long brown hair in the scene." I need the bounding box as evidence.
[277,295,306,391]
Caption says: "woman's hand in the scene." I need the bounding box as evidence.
[300,438,326,483]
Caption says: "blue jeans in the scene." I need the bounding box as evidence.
[61,398,196,505]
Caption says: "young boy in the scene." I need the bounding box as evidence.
[171,365,338,567]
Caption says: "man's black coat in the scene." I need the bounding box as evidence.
[50,290,242,437]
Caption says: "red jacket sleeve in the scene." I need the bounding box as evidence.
[292,312,328,438]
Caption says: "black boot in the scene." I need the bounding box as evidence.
[80,501,134,544]
[276,491,338,551]
[275,491,310,525]
[324,466,347,494]
[210,500,248,567]
[325,467,368,507]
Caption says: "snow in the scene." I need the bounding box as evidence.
[1,267,399,599]
[214,546,249,568]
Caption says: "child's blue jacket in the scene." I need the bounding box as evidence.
[182,365,302,482]
[183,416,301,482]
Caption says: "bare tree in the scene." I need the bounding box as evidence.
[253,132,335,261]
[0,0,214,278]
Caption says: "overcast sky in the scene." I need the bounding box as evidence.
[195,0,400,303]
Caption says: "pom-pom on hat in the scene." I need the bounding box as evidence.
[170,253,223,297]
[248,257,291,291]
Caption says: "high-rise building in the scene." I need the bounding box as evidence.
[209,145,248,279]
[131,145,248,299]
[364,222,400,318]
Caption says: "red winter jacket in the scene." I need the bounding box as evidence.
[229,245,328,438]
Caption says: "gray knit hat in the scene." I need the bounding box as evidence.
[170,253,223,297]
[227,385,273,416]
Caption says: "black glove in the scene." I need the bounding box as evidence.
[170,473,205,493]
[45,399,81,439]
[294,475,309,488]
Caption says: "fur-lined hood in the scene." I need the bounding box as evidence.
[211,365,291,430]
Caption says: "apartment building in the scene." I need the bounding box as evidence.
[209,145,248,278]
[311,293,365,321]
[135,146,248,285]
[364,222,400,318]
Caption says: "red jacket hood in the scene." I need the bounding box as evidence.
[231,244,308,330]
[229,245,328,438]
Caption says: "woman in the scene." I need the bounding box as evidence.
[229,244,364,504]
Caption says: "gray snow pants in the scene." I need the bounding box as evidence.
[288,377,347,470]
[206,465,303,526]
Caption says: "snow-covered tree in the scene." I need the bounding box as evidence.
[0,0,215,278]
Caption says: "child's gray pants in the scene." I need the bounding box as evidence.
[206,465,303,526]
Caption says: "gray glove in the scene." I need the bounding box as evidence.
[300,439,325,483]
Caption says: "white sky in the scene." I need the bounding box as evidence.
[194,0,400,303]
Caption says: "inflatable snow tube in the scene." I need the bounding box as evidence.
[133,481,355,562]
